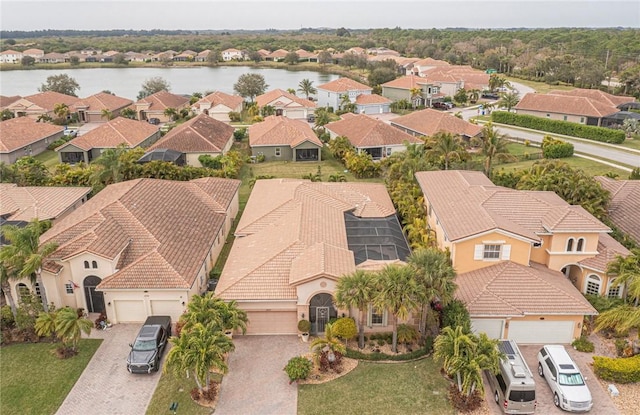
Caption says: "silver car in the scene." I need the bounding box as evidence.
[537,345,593,412]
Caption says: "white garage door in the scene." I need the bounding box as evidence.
[114,300,147,323]
[245,311,297,335]
[471,319,504,339]
[150,300,184,320]
[508,321,574,344]
[284,109,305,119]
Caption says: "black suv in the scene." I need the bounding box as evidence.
[127,316,171,374]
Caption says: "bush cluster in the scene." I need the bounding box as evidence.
[491,111,625,144]
[571,336,595,353]
[541,136,574,158]
[283,356,313,383]
[592,355,640,383]
[345,344,430,361]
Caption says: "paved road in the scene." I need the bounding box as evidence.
[56,324,161,415]
[215,335,309,415]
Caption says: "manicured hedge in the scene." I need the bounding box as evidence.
[346,346,430,361]
[543,142,574,158]
[592,355,640,383]
[491,111,626,144]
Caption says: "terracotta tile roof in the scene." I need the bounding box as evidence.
[456,261,597,316]
[41,178,240,289]
[549,89,635,107]
[135,90,189,110]
[0,116,64,152]
[72,92,133,112]
[515,93,619,118]
[216,179,396,300]
[148,113,233,153]
[318,77,372,93]
[0,184,91,221]
[58,117,158,151]
[413,57,450,67]
[390,108,482,138]
[192,91,244,111]
[422,70,461,84]
[415,170,610,242]
[295,49,317,59]
[579,233,630,273]
[0,95,21,108]
[382,75,433,89]
[0,49,21,55]
[267,49,289,58]
[355,94,391,105]
[325,114,421,148]
[596,176,640,244]
[256,89,316,109]
[249,115,322,148]
[8,91,78,112]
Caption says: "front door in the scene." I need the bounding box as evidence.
[309,293,337,335]
[316,307,330,335]
[83,276,105,314]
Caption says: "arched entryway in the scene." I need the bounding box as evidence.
[83,276,105,314]
[309,293,337,335]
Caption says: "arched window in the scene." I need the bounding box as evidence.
[16,283,30,301]
[585,275,601,296]
[92,260,98,269]
[84,261,90,269]
[607,278,623,299]
[576,238,585,252]
[566,238,574,252]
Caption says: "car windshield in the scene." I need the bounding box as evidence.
[133,339,156,351]
[558,372,585,386]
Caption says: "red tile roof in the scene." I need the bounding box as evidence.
[148,113,234,153]
[549,89,635,107]
[355,94,391,104]
[596,176,640,244]
[515,93,619,118]
[72,92,133,112]
[390,108,482,138]
[382,75,433,90]
[0,183,91,221]
[256,89,316,109]
[135,90,189,110]
[192,91,243,111]
[58,117,158,151]
[0,116,64,152]
[0,95,21,108]
[325,114,422,148]
[8,91,78,112]
[318,77,371,93]
[249,115,322,148]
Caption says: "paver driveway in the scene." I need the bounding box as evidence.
[215,335,308,415]
[56,324,162,415]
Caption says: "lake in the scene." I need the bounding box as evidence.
[0,66,339,100]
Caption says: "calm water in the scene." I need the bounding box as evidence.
[0,66,338,100]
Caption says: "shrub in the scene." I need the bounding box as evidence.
[1,305,15,329]
[586,295,625,313]
[332,317,357,342]
[297,319,311,333]
[397,324,419,345]
[572,336,595,353]
[441,299,471,333]
[233,128,247,141]
[592,355,640,383]
[228,111,241,122]
[346,345,430,361]
[377,338,386,346]
[543,142,574,158]
[284,356,313,383]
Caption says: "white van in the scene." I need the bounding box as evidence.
[537,345,593,412]
[486,340,537,414]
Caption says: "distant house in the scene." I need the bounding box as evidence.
[6,91,78,120]
[515,93,619,126]
[221,48,246,61]
[0,117,64,164]
[0,183,91,224]
[390,108,482,140]
[381,75,443,107]
[316,77,372,110]
[22,48,45,59]
[595,176,640,245]
[0,95,22,110]
[354,94,392,114]
[173,50,197,62]
[0,50,23,64]
[56,117,160,164]
[39,52,67,64]
[195,50,212,62]
[295,49,317,62]
[255,89,316,120]
[265,49,289,62]
[249,115,323,162]
[71,92,133,123]
[325,114,422,159]
[133,90,190,123]
[146,114,235,167]
[125,51,149,62]
[192,91,244,122]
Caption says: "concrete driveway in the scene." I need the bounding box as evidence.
[214,335,309,415]
[56,323,162,415]
[483,345,619,415]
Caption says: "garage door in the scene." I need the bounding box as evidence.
[284,109,305,119]
[471,319,504,339]
[508,321,574,344]
[150,300,184,320]
[245,311,297,335]
[114,300,147,323]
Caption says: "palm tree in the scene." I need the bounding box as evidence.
[434,325,475,390]
[310,322,346,356]
[165,322,234,394]
[164,107,178,121]
[408,248,457,342]
[375,264,422,353]
[0,219,58,312]
[0,259,20,318]
[120,107,137,120]
[286,88,297,95]
[53,103,70,120]
[100,109,113,121]
[35,309,58,339]
[297,79,317,100]
[497,91,520,112]
[409,87,422,109]
[328,173,347,182]
[593,305,640,334]
[607,250,640,306]
[55,307,93,352]
[468,89,481,104]
[218,299,249,335]
[334,270,376,349]
[180,292,225,332]
[90,144,130,186]
[314,110,331,128]
[474,122,515,178]
[426,132,466,170]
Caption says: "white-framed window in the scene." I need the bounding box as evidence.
[585,274,601,296]
[576,238,585,252]
[65,283,74,294]
[275,147,281,157]
[483,244,501,259]
[566,238,574,252]
[607,278,623,299]
[16,283,30,300]
[367,305,388,326]
[474,243,511,261]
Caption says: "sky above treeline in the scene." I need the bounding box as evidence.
[1,0,638,31]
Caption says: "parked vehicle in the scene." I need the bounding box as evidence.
[537,345,593,412]
[486,340,537,414]
[432,102,448,110]
[482,92,500,100]
[307,114,315,123]
[148,118,160,125]
[127,316,172,374]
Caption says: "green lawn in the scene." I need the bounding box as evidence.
[620,136,640,151]
[505,77,574,94]
[298,358,454,415]
[0,339,102,415]
[146,370,220,415]
[34,149,60,171]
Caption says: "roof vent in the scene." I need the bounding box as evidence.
[511,364,526,378]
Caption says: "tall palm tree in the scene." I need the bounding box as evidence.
[334,270,376,349]
[53,103,70,120]
[297,79,317,99]
[607,250,640,306]
[474,122,515,178]
[90,144,130,186]
[0,259,20,318]
[0,220,58,312]
[55,306,93,352]
[409,87,422,109]
[434,325,475,390]
[375,264,422,353]
[100,109,113,121]
[408,248,457,342]
[426,132,466,170]
[218,299,249,335]
[180,292,225,332]
[497,91,520,112]
[593,305,640,334]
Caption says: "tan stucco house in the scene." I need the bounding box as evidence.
[390,108,483,140]
[255,89,316,120]
[6,91,78,120]
[0,116,65,164]
[71,92,133,123]
[191,91,244,123]
[249,115,323,162]
[132,90,190,123]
